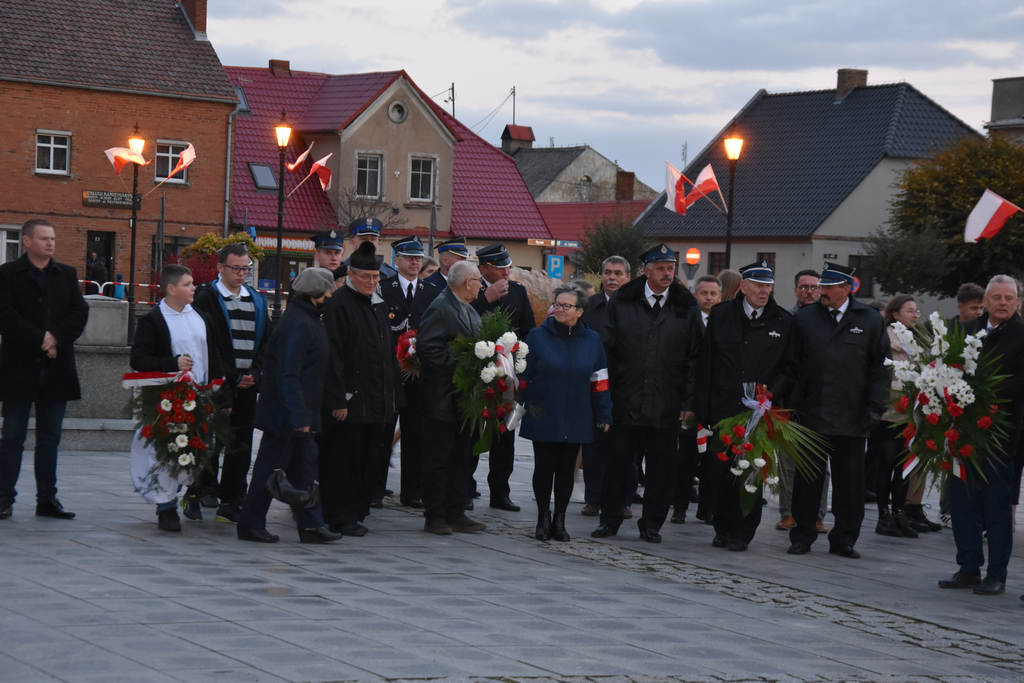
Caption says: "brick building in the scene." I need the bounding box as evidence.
[0,0,236,293]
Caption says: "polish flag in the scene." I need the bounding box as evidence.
[171,144,196,176]
[286,142,314,172]
[590,368,609,393]
[310,153,332,191]
[964,189,1022,243]
[684,164,721,209]
[104,147,149,174]
[664,162,690,215]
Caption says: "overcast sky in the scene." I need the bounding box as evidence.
[208,0,1024,189]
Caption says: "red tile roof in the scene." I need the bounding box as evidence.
[503,124,535,142]
[295,72,404,132]
[538,200,651,242]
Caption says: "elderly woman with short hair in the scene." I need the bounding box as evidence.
[519,284,611,541]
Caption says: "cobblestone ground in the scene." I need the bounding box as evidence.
[0,439,1021,682]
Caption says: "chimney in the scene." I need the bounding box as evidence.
[615,170,635,201]
[179,0,207,34]
[836,68,868,99]
[269,59,291,77]
[501,124,535,154]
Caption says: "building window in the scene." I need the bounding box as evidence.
[409,156,435,201]
[249,163,277,190]
[356,153,382,198]
[1,227,21,265]
[708,251,727,276]
[848,254,875,298]
[155,141,191,183]
[756,252,776,270]
[36,130,71,175]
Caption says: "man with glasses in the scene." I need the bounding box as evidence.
[188,242,269,522]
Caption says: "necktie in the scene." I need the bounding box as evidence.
[830,309,840,324]
[750,310,758,322]
[406,283,414,305]
[651,294,663,315]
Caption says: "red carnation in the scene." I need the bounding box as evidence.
[939,460,953,471]
[481,408,490,419]
[512,342,519,353]
[944,429,960,443]
[498,423,507,434]
[720,434,732,446]
[715,451,729,462]
[902,423,916,440]
[484,387,496,400]
[173,399,183,410]
[925,413,940,426]
[958,444,975,458]
[917,392,930,405]
[990,404,999,414]
[518,379,527,391]
[948,403,964,418]
[731,445,743,455]
[496,405,507,419]
[742,442,754,452]
[174,412,187,423]
[160,391,173,400]
[732,425,746,438]
[895,395,910,412]
[497,379,509,393]
[189,436,203,448]
[185,390,197,401]
[185,413,195,424]
[925,439,938,451]
[141,425,153,438]
[977,416,992,430]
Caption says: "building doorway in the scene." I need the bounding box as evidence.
[86,231,114,294]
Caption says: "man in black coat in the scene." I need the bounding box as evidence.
[320,242,399,536]
[0,219,88,521]
[784,262,890,558]
[470,242,536,511]
[696,262,793,550]
[939,275,1024,596]
[380,236,440,508]
[423,236,469,291]
[592,243,698,543]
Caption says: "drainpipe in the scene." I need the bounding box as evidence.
[223,108,236,236]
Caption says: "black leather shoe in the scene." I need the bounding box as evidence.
[424,518,453,535]
[535,510,552,541]
[180,493,202,521]
[638,522,662,543]
[787,542,811,555]
[829,544,860,559]
[489,495,520,512]
[591,524,618,538]
[237,525,279,543]
[938,571,981,589]
[972,576,1005,595]
[712,534,728,548]
[728,541,748,551]
[369,497,384,509]
[298,526,342,543]
[401,497,424,509]
[334,522,368,537]
[36,498,75,519]
[448,515,486,532]
[550,510,569,542]
[157,508,181,532]
[0,503,12,520]
[670,511,686,524]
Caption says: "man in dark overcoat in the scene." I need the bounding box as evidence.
[592,243,697,543]
[696,262,793,550]
[784,262,890,558]
[380,236,440,508]
[0,219,88,520]
[470,242,536,511]
[320,242,399,536]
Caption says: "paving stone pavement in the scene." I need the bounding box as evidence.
[0,436,1022,682]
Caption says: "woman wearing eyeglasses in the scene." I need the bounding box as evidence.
[519,284,611,542]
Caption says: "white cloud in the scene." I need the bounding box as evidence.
[944,39,1020,62]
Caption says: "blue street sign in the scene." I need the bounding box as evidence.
[546,254,563,279]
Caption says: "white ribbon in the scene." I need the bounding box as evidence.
[493,344,519,391]
[739,382,770,437]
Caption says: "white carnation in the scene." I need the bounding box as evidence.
[474,341,495,359]
[159,399,173,412]
[514,359,527,374]
[766,476,780,486]
[729,467,743,476]
[480,366,497,383]
[737,459,750,470]
[175,434,189,448]
[498,332,518,349]
[744,484,758,493]
[516,341,529,359]
[183,400,196,412]
[753,457,767,468]
[177,453,194,466]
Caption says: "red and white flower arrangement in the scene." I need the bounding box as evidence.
[395,328,420,380]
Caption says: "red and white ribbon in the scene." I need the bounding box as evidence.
[122,371,224,390]
[590,368,609,393]
[696,425,713,453]
[493,343,519,391]
[901,454,920,479]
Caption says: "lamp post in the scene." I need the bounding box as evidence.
[127,124,145,342]
[273,111,292,319]
[723,124,744,269]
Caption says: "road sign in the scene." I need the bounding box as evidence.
[546,254,563,279]
[685,247,701,265]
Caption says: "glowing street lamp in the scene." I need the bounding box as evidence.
[723,124,743,268]
[273,111,292,318]
[127,123,145,341]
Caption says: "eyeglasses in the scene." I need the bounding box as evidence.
[797,285,820,291]
[224,264,253,274]
[552,302,581,311]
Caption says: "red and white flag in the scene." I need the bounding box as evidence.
[310,153,333,191]
[664,162,690,215]
[964,189,1022,243]
[104,147,149,175]
[286,142,314,172]
[684,163,721,209]
[170,143,196,177]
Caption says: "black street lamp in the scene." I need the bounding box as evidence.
[723,124,744,269]
[273,111,292,319]
[127,124,145,342]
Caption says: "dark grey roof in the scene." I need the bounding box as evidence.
[510,146,587,197]
[639,83,979,239]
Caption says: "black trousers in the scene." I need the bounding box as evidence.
[470,427,516,500]
[532,441,579,514]
[869,422,907,512]
[599,426,678,532]
[791,435,865,548]
[320,420,390,526]
[423,417,473,522]
[398,379,425,503]
[672,426,699,514]
[580,430,609,506]
[196,385,258,505]
[713,474,763,545]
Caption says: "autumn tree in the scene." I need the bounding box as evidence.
[868,136,1024,297]
[576,216,653,275]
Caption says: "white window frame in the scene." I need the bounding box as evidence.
[248,163,277,190]
[154,139,191,184]
[35,129,71,175]
[407,154,437,203]
[1,225,22,265]
[354,151,384,199]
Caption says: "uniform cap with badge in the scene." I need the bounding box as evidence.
[641,243,678,264]
[436,236,469,258]
[310,229,344,252]
[738,260,774,284]
[392,235,425,257]
[349,216,382,237]
[818,262,856,286]
[476,242,512,268]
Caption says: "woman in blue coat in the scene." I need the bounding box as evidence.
[519,284,611,542]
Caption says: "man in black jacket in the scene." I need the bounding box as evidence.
[0,219,88,521]
[697,262,793,550]
[592,244,697,543]
[380,236,440,508]
[320,242,399,536]
[470,242,536,512]
[784,262,890,558]
[939,275,1024,596]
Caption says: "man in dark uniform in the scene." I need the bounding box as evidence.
[785,262,890,558]
[312,229,345,273]
[319,242,399,536]
[592,243,698,543]
[940,275,1024,596]
[424,236,469,290]
[470,242,536,511]
[380,236,440,508]
[697,262,793,551]
[579,255,631,517]
[344,216,398,279]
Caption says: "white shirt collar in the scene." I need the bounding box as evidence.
[701,310,710,325]
[216,279,242,299]
[830,296,850,321]
[644,281,667,308]
[741,298,763,319]
[398,274,418,293]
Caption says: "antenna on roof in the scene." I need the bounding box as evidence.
[511,85,516,125]
[549,136,555,147]
[681,140,688,167]
[444,82,455,117]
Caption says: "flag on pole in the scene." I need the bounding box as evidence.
[310,153,333,191]
[104,147,149,174]
[285,142,314,172]
[664,162,689,215]
[170,143,196,177]
[684,163,721,209]
[964,189,1022,243]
